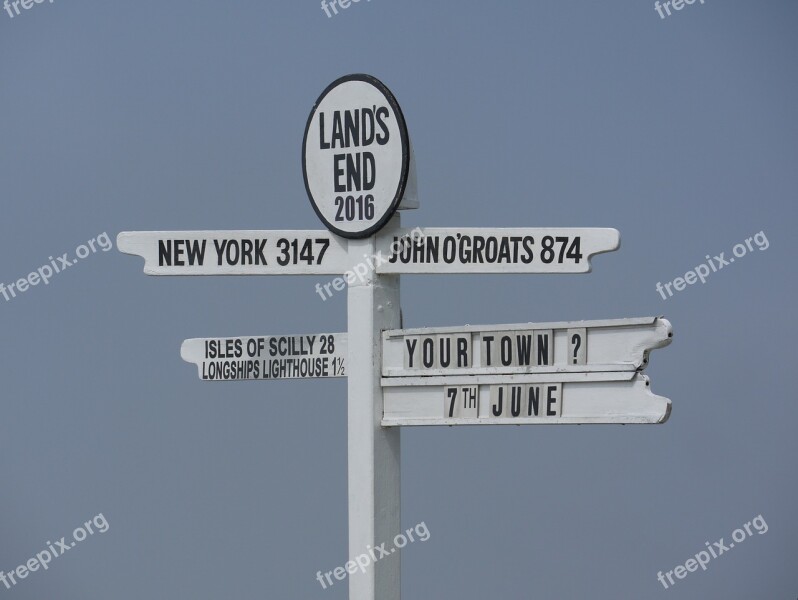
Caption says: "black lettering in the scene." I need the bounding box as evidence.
[214,239,226,266]
[457,337,469,367]
[399,241,411,263]
[319,112,330,149]
[483,335,494,366]
[510,236,522,262]
[537,333,550,365]
[361,107,375,145]
[492,387,504,417]
[546,385,559,416]
[413,238,424,263]
[331,111,344,148]
[255,239,268,265]
[500,336,513,366]
[173,240,185,266]
[363,152,375,190]
[498,237,511,263]
[516,334,532,366]
[472,236,485,263]
[439,337,451,368]
[344,109,360,147]
[443,236,456,263]
[346,153,361,192]
[375,107,390,145]
[334,154,346,193]
[405,338,417,368]
[521,236,535,264]
[527,386,540,416]
[425,236,439,263]
[459,236,472,263]
[226,240,240,265]
[422,338,434,368]
[185,240,206,266]
[485,236,498,262]
[511,386,522,417]
[158,240,171,266]
[240,239,253,265]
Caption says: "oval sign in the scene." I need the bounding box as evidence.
[302,74,410,239]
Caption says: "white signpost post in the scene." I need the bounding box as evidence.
[118,74,673,600]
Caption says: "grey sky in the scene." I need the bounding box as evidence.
[1,1,796,598]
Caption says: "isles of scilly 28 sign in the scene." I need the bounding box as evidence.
[302,74,411,238]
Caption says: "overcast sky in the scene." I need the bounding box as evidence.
[1,1,796,598]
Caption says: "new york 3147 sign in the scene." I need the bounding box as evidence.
[302,74,418,239]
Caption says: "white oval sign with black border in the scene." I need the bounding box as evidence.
[303,74,409,239]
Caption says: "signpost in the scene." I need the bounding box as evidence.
[117,230,349,275]
[117,74,674,600]
[302,74,418,239]
[181,333,347,381]
[375,227,620,274]
[381,373,670,426]
[381,317,672,376]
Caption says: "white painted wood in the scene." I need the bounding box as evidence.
[303,75,413,238]
[180,333,347,381]
[116,230,350,275]
[567,328,587,366]
[346,231,401,600]
[386,316,663,335]
[486,383,562,418]
[444,385,479,418]
[113,75,680,600]
[399,139,419,210]
[382,374,670,426]
[382,317,672,376]
[375,227,619,273]
[382,371,636,387]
